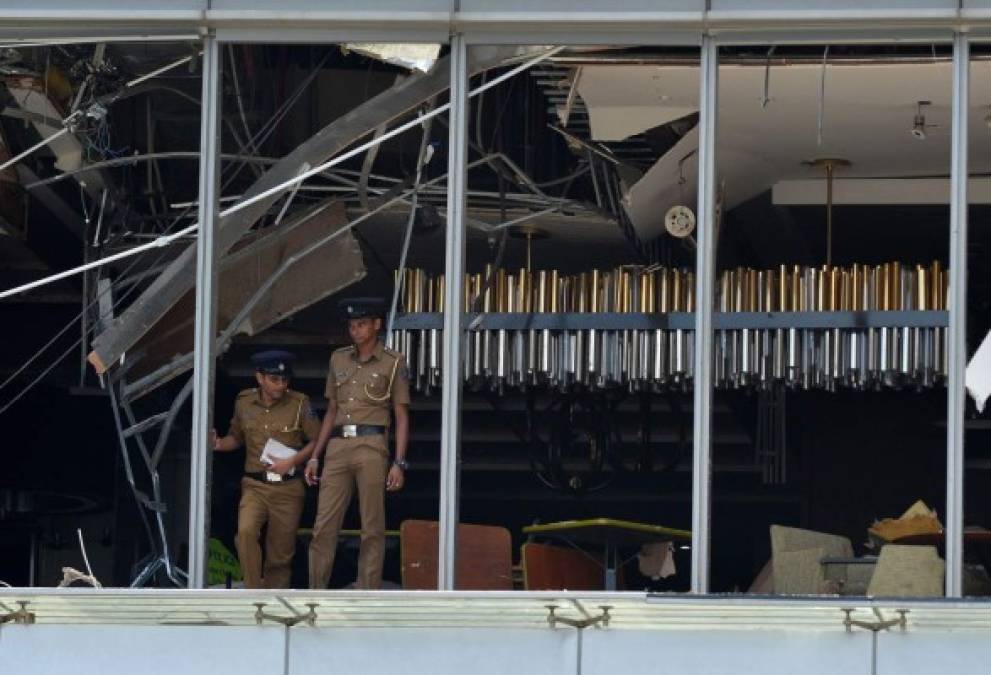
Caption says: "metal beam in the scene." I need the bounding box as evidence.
[438,33,467,592]
[188,34,220,590]
[15,165,86,240]
[691,35,717,595]
[121,202,364,399]
[391,311,950,331]
[946,32,968,599]
[8,5,991,43]
[88,45,528,374]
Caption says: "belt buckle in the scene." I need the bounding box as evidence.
[265,471,283,483]
[342,424,357,439]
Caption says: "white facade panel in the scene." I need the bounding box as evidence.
[711,0,956,11]
[877,630,991,674]
[582,629,873,675]
[0,0,205,11]
[288,627,578,675]
[210,0,454,11]
[459,0,704,10]
[0,625,287,675]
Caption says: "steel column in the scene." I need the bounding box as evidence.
[438,33,468,591]
[188,34,221,589]
[691,35,718,594]
[946,33,969,599]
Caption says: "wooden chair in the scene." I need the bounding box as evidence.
[521,542,603,591]
[400,519,513,590]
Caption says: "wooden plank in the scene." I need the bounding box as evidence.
[121,201,364,387]
[521,542,602,591]
[400,519,513,590]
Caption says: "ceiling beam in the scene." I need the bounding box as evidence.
[88,46,540,374]
[773,177,991,206]
[16,165,86,240]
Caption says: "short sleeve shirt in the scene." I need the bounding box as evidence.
[324,342,411,427]
[228,389,321,473]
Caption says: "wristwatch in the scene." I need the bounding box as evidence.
[393,458,410,471]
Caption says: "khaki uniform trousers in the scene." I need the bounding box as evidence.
[308,440,388,589]
[236,477,306,589]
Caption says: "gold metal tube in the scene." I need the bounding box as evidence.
[420,269,429,312]
[877,263,891,312]
[790,265,804,312]
[940,267,948,311]
[623,268,632,313]
[915,265,926,311]
[590,269,600,313]
[851,264,861,311]
[550,270,560,312]
[720,270,731,312]
[746,269,757,312]
[733,268,744,312]
[483,264,494,312]
[829,267,839,312]
[778,265,788,312]
[407,269,415,312]
[767,269,776,312]
[498,269,508,312]
[685,271,696,312]
[508,270,515,312]
[816,266,823,311]
[756,270,765,312]
[520,269,531,313]
[930,260,942,310]
[642,271,654,313]
[841,269,851,311]
[658,268,669,313]
[891,262,902,311]
[537,271,548,313]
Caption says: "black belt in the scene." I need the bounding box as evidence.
[244,471,301,484]
[330,424,387,439]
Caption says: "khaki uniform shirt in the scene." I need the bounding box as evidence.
[229,389,321,473]
[324,342,410,454]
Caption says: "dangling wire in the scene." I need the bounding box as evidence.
[817,46,830,147]
[761,45,776,108]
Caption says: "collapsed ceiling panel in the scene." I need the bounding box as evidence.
[88,45,546,375]
[576,65,698,142]
[4,77,81,173]
[344,43,442,73]
[582,60,991,240]
[124,201,364,391]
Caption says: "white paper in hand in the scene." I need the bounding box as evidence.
[967,329,991,413]
[261,438,298,475]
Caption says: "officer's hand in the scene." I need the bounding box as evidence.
[386,464,405,492]
[209,429,219,451]
[304,461,320,486]
[267,457,295,476]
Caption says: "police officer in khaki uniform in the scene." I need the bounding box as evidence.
[212,350,321,589]
[305,298,410,590]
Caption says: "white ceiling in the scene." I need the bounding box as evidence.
[577,60,991,239]
[577,66,698,140]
